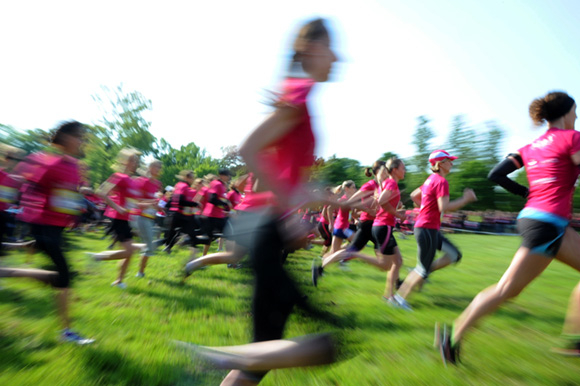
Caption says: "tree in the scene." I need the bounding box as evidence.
[410,115,434,173]
[92,84,157,155]
[310,155,366,187]
[447,114,476,167]
[0,124,50,154]
[220,145,247,176]
[482,120,504,166]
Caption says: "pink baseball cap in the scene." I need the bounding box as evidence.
[429,150,457,165]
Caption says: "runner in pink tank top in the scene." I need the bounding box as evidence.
[441,91,580,365]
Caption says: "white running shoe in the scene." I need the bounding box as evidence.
[394,294,413,312]
[111,281,127,289]
[61,329,95,345]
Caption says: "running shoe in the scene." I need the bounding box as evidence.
[439,324,460,366]
[382,296,400,308]
[61,329,95,345]
[311,259,323,287]
[111,281,127,289]
[393,294,413,312]
[135,272,145,278]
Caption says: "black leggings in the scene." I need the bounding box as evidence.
[166,213,208,249]
[250,217,302,342]
[30,224,70,288]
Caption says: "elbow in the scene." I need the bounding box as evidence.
[487,170,499,183]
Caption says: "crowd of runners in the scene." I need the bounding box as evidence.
[1,17,580,385]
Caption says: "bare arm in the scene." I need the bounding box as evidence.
[437,188,477,213]
[571,150,580,165]
[410,188,422,207]
[377,189,406,220]
[239,106,302,207]
[96,181,127,215]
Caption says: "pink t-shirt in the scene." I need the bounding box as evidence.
[19,152,83,227]
[318,205,330,225]
[170,181,190,213]
[373,179,400,227]
[254,77,316,209]
[414,173,449,230]
[358,179,378,222]
[519,127,580,219]
[134,176,161,219]
[334,195,351,230]
[227,189,242,209]
[202,179,227,218]
[103,173,139,221]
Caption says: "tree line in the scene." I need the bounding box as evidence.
[2,85,578,213]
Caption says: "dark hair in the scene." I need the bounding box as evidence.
[365,160,386,177]
[385,157,403,173]
[291,18,329,64]
[52,121,85,145]
[529,91,575,126]
[218,168,231,177]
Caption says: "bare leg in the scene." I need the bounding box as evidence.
[563,282,580,336]
[555,228,580,336]
[202,244,211,256]
[188,334,336,372]
[56,288,71,329]
[397,270,424,299]
[429,255,452,272]
[138,255,149,275]
[221,370,259,386]
[384,248,403,299]
[323,236,344,258]
[0,267,58,284]
[452,247,551,343]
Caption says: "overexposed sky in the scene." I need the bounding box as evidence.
[1,0,579,166]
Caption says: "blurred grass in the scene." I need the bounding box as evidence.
[1,230,579,385]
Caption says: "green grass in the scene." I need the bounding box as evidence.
[1,231,580,385]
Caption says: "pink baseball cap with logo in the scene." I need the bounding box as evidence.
[428,150,457,165]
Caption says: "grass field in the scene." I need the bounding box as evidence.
[1,230,580,385]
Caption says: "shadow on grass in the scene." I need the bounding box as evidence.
[0,331,51,371]
[0,287,55,320]
[126,286,243,316]
[80,346,199,386]
[429,295,474,313]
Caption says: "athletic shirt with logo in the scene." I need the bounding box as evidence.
[103,173,139,221]
[0,169,20,211]
[255,77,316,210]
[414,173,449,230]
[134,176,161,219]
[358,179,378,222]
[373,179,400,227]
[19,152,83,227]
[334,195,351,230]
[202,179,227,218]
[519,127,580,219]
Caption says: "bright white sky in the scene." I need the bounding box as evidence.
[1,0,579,166]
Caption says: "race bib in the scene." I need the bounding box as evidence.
[0,186,18,204]
[49,189,84,215]
[126,197,138,214]
[182,206,194,216]
[142,206,156,219]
